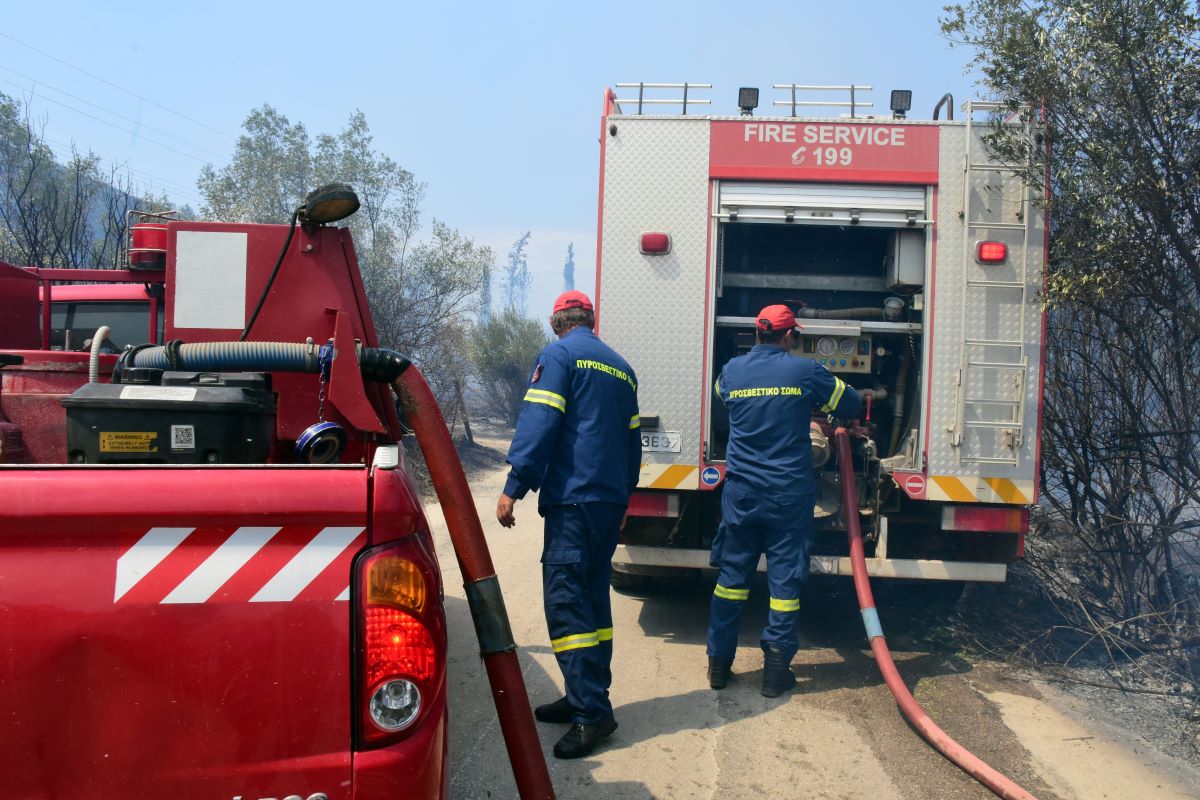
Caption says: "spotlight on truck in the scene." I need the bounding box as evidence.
[890,89,912,119]
[738,87,759,116]
[301,182,361,225]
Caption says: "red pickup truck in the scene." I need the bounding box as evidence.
[0,195,453,799]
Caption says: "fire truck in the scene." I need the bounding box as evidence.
[0,188,553,800]
[599,84,1046,589]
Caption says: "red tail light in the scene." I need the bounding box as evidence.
[976,241,1008,263]
[941,505,1029,533]
[355,535,446,748]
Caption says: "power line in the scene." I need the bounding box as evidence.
[40,136,205,208]
[0,31,235,140]
[0,75,211,163]
[0,63,226,159]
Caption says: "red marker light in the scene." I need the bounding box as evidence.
[640,232,671,255]
[976,241,1008,263]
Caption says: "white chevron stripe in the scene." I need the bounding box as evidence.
[115,527,194,601]
[250,527,364,602]
[160,527,280,604]
[336,586,351,602]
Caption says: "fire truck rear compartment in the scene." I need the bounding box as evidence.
[708,219,924,473]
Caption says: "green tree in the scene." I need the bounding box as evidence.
[943,0,1199,690]
[563,242,575,291]
[0,91,176,270]
[472,308,551,425]
[502,231,532,314]
[198,106,490,430]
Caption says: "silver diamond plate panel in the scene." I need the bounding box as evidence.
[927,123,1045,481]
[598,117,712,467]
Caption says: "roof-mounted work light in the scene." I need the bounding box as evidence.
[300,183,361,225]
[738,87,759,116]
[890,89,913,119]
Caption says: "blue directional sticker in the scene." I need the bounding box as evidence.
[701,467,722,486]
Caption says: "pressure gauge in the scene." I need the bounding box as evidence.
[839,338,857,355]
[816,337,837,356]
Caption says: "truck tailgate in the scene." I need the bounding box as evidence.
[0,467,368,799]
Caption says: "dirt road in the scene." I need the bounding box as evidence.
[426,434,1198,799]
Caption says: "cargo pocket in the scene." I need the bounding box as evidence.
[709,524,727,568]
[541,547,584,606]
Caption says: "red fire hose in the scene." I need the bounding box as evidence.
[833,427,1038,800]
[394,368,555,800]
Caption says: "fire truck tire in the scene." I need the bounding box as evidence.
[610,568,651,593]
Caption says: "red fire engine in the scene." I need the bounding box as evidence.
[0,188,553,799]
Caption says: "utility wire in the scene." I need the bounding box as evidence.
[0,31,235,140]
[0,63,226,159]
[40,136,205,208]
[0,76,210,163]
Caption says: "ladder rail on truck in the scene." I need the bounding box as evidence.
[596,83,1046,588]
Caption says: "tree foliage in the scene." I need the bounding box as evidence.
[472,308,551,425]
[563,242,575,291]
[502,231,532,314]
[943,1,1199,696]
[198,106,490,429]
[0,91,176,270]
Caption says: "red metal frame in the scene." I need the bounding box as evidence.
[594,88,616,332]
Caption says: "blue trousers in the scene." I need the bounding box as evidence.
[706,480,815,664]
[541,502,624,725]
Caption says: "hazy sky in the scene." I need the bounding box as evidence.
[2,1,980,317]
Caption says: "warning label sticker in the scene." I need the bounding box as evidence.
[100,432,158,453]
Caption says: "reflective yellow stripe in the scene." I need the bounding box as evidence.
[551,631,600,653]
[597,627,613,642]
[770,597,800,612]
[524,388,566,412]
[714,377,721,395]
[629,415,640,429]
[821,378,847,413]
[713,584,749,601]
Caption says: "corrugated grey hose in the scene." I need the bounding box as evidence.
[128,341,409,382]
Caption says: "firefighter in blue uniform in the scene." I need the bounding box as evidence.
[496,290,641,759]
[707,304,863,697]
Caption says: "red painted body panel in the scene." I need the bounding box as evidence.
[0,466,447,799]
[0,351,117,463]
[0,261,40,349]
[709,120,941,183]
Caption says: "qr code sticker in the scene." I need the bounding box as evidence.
[171,425,195,451]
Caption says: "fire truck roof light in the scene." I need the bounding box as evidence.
[890,89,912,118]
[976,241,1008,264]
[640,232,671,255]
[738,87,759,116]
[302,182,360,225]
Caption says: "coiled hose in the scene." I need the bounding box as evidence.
[834,428,1038,800]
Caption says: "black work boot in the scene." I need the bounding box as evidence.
[761,645,797,698]
[553,719,618,759]
[534,696,577,724]
[708,657,732,690]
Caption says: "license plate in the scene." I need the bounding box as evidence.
[641,431,681,453]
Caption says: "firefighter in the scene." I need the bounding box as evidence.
[496,290,641,759]
[707,304,863,697]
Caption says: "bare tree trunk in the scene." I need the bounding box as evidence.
[455,377,474,445]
